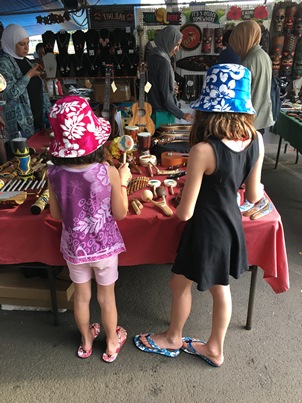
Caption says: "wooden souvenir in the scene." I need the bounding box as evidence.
[202,28,213,54]
[161,151,189,168]
[140,189,173,217]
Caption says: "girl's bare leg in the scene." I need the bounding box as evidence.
[97,283,119,356]
[183,284,232,366]
[73,281,96,351]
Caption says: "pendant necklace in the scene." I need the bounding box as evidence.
[74,53,84,71]
[56,33,70,52]
[58,53,70,73]
[87,54,99,71]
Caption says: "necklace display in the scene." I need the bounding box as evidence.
[85,54,100,76]
[72,30,85,53]
[85,29,100,57]
[56,31,70,53]
[57,53,71,77]
[73,53,85,77]
[42,30,56,53]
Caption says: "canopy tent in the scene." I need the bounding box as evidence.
[0,0,143,37]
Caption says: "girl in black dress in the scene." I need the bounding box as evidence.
[134,64,265,367]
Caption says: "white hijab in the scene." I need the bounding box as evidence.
[1,24,29,59]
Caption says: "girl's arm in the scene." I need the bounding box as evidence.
[109,163,131,221]
[244,132,265,203]
[176,142,215,221]
[48,179,62,220]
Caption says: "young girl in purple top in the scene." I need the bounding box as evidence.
[48,96,131,363]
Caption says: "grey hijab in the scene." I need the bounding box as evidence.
[148,26,182,90]
[1,24,29,59]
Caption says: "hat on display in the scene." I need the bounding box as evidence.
[191,64,256,114]
[49,96,111,158]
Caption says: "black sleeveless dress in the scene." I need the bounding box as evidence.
[172,135,259,291]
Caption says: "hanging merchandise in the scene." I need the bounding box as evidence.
[72,52,86,77]
[202,28,213,54]
[42,30,56,54]
[214,28,223,53]
[84,53,101,77]
[72,30,86,54]
[180,75,203,103]
[179,24,202,51]
[85,29,100,57]
[56,53,71,77]
[99,28,111,69]
[56,30,70,54]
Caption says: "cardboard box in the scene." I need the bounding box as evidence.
[0,267,74,310]
[93,80,131,103]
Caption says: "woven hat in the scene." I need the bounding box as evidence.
[191,64,256,114]
[49,96,111,158]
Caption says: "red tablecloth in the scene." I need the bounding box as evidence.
[0,133,289,294]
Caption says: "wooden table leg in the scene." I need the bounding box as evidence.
[274,135,282,169]
[46,266,59,326]
[245,265,258,330]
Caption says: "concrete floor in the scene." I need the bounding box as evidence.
[1,131,301,403]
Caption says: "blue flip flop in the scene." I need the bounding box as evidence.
[181,337,220,367]
[133,333,180,358]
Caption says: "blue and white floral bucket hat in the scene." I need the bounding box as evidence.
[191,64,256,114]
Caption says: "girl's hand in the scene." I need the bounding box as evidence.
[118,162,132,186]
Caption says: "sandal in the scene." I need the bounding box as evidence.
[102,326,127,363]
[77,323,101,359]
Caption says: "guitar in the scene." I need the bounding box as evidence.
[95,64,119,140]
[128,62,155,134]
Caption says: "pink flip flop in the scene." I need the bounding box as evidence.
[102,326,127,363]
[77,323,101,359]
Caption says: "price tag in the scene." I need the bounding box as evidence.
[111,81,117,93]
[144,81,152,93]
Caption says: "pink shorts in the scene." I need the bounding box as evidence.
[67,255,118,286]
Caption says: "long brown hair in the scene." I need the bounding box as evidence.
[189,111,257,147]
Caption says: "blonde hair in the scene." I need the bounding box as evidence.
[189,111,257,147]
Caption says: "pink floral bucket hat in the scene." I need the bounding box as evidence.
[49,95,111,158]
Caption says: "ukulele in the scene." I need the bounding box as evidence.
[160,151,189,168]
[128,62,155,134]
[95,64,119,140]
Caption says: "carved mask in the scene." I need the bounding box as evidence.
[270,35,284,74]
[214,28,223,53]
[202,28,213,54]
[273,6,286,32]
[284,5,297,33]
[293,37,302,79]
[294,7,302,36]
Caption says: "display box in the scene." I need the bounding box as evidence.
[0,267,74,310]
[93,80,131,103]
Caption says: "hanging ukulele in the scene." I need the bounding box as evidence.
[128,62,155,135]
[95,64,119,140]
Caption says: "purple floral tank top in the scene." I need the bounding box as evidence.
[48,163,126,264]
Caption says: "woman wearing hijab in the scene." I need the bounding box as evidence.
[0,24,51,153]
[229,20,274,133]
[146,26,194,129]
